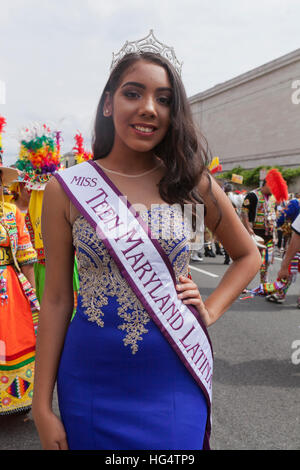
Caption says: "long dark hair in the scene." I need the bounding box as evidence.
[92,52,220,228]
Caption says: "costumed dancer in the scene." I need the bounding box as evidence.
[276,201,286,252]
[241,169,288,289]
[273,212,300,308]
[14,123,62,304]
[15,124,80,313]
[266,197,300,305]
[0,116,39,415]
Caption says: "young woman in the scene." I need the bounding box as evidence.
[32,38,261,450]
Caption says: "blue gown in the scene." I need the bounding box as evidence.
[57,205,208,450]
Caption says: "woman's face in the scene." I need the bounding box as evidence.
[105,60,172,154]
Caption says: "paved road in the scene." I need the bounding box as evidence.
[0,252,299,450]
[191,253,300,450]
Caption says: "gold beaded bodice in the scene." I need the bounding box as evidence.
[72,205,193,354]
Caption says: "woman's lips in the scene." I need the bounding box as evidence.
[130,124,157,136]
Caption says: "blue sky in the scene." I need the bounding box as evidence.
[1,0,300,165]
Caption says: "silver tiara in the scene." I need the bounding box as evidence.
[110,30,183,76]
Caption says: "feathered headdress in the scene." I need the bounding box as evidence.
[265,169,288,203]
[73,132,93,164]
[15,123,62,190]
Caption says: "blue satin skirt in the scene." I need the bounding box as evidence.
[57,298,208,450]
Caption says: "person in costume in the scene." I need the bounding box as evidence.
[14,124,62,303]
[15,124,79,309]
[0,117,39,415]
[276,212,300,286]
[32,31,261,450]
[265,197,300,305]
[276,201,287,253]
[241,169,288,287]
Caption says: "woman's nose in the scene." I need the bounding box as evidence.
[138,95,157,117]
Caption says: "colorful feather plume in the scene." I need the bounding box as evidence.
[265,169,288,203]
[0,116,6,134]
[0,115,7,164]
[73,132,93,164]
[15,122,62,185]
[208,156,222,174]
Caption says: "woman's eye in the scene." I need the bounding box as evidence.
[158,96,171,105]
[124,90,140,99]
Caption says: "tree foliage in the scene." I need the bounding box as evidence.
[216,165,300,187]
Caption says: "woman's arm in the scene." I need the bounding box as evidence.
[199,175,262,326]
[32,177,74,449]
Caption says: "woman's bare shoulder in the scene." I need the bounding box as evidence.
[197,170,216,202]
[43,176,69,219]
[44,175,65,196]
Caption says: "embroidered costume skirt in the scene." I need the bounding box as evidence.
[0,265,36,415]
[57,296,208,450]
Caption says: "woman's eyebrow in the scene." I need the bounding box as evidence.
[157,87,172,92]
[121,81,145,89]
[121,81,172,92]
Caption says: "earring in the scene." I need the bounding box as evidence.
[103,109,110,116]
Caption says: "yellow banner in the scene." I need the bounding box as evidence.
[231,174,243,184]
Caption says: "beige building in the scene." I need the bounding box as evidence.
[189,48,300,172]
[61,151,76,168]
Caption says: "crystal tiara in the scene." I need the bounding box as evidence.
[110,30,183,76]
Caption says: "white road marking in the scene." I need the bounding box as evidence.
[189,264,219,278]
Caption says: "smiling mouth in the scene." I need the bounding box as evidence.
[131,124,157,134]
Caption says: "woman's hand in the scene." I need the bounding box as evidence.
[176,275,212,327]
[33,408,69,450]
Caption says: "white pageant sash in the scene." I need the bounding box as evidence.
[55,160,213,448]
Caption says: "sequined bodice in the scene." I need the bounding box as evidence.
[72,205,193,354]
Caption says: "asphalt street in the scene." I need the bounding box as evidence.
[0,251,299,450]
[195,252,300,450]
